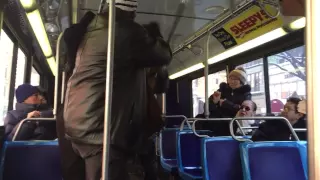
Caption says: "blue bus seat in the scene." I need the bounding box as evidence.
[177,130,211,180]
[202,137,243,180]
[160,128,179,173]
[0,141,62,180]
[240,141,308,180]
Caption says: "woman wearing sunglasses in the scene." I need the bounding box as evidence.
[235,100,257,135]
[208,67,252,136]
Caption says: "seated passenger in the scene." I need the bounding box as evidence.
[235,100,257,135]
[208,67,252,136]
[252,97,307,141]
[4,84,54,141]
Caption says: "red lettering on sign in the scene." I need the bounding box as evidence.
[230,26,240,35]
[253,12,263,21]
[229,10,271,35]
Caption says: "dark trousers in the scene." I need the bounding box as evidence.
[139,139,158,180]
[56,106,129,180]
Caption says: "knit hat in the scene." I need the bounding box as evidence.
[297,99,307,114]
[107,0,138,12]
[15,84,39,103]
[229,67,247,84]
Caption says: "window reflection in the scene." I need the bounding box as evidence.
[0,30,14,122]
[192,70,227,116]
[268,46,306,113]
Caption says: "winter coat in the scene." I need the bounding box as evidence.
[251,117,307,141]
[207,82,252,136]
[63,8,172,151]
[4,103,54,141]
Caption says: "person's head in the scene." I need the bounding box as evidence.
[237,100,257,117]
[228,67,247,89]
[107,0,138,12]
[281,97,306,124]
[15,84,41,105]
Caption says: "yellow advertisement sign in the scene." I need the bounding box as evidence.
[212,3,283,49]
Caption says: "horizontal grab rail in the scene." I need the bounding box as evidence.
[12,118,56,141]
[229,117,300,142]
[293,128,307,132]
[162,115,189,129]
[189,118,246,137]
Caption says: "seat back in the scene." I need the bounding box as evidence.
[1,141,62,180]
[202,137,243,180]
[160,128,179,160]
[177,131,210,171]
[240,141,308,180]
[165,117,186,128]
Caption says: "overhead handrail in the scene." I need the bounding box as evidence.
[229,117,300,142]
[12,118,56,141]
[190,118,245,138]
[172,0,252,55]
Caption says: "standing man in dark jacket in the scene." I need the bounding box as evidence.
[63,0,172,179]
[4,84,53,141]
[208,67,252,136]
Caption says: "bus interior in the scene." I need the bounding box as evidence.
[0,0,318,180]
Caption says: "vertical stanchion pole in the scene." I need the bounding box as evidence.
[102,0,115,179]
[204,33,210,118]
[306,0,320,179]
[162,93,166,115]
[0,0,4,34]
[53,32,64,117]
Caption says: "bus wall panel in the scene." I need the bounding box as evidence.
[166,80,193,117]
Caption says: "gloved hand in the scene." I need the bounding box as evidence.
[143,21,163,39]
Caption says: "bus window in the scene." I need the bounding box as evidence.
[30,67,40,86]
[192,70,227,116]
[237,59,267,114]
[268,46,306,114]
[13,49,26,109]
[0,30,14,122]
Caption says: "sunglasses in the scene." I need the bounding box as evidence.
[240,105,251,111]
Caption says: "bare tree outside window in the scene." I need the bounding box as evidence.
[268,46,306,81]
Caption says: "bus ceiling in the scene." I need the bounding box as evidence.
[167,1,306,80]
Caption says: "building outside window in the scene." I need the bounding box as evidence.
[268,46,306,113]
[238,59,266,114]
[192,70,227,116]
